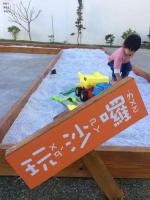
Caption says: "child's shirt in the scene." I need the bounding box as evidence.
[108,47,131,73]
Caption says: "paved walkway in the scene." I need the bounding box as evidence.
[0,53,53,119]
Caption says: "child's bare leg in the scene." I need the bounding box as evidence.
[132,65,150,83]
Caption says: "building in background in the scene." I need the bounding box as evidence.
[0,0,150,45]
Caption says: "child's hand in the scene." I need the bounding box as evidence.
[112,80,121,85]
[112,80,117,85]
[115,73,122,81]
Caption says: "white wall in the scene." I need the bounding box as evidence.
[83,0,150,45]
[0,0,150,45]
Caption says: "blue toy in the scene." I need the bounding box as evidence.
[92,83,112,96]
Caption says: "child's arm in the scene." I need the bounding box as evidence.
[113,57,122,81]
[111,73,122,85]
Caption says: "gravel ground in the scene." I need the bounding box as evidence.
[0,49,150,200]
[0,177,150,200]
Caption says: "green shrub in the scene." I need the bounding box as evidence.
[8,25,20,40]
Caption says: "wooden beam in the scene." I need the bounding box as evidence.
[0,43,104,50]
[1,146,150,178]
[0,46,60,55]
[82,151,124,200]
[0,148,16,176]
[132,65,150,83]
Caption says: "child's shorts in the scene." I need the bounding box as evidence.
[108,60,132,81]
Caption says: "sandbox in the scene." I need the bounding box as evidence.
[0,45,150,179]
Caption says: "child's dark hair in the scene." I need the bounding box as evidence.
[123,34,141,51]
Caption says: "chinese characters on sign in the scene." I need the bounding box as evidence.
[100,95,131,127]
[21,94,133,177]
[127,90,139,113]
[6,78,148,189]
[21,145,64,176]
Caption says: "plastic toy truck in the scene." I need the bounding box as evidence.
[75,72,111,101]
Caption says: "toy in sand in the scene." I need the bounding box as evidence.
[75,72,112,101]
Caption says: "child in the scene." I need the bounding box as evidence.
[108,34,141,82]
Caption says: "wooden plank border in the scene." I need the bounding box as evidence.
[0,43,104,49]
[0,45,60,54]
[1,146,150,178]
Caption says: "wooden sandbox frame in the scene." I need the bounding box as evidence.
[0,45,150,179]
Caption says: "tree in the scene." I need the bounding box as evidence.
[8,25,20,40]
[71,0,86,45]
[48,16,55,43]
[105,34,115,46]
[121,28,136,40]
[147,27,150,43]
[8,0,42,41]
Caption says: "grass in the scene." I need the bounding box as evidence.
[0,39,121,48]
[0,39,150,49]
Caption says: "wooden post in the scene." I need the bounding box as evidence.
[82,151,124,200]
[132,65,150,83]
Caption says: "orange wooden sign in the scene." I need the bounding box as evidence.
[6,78,148,189]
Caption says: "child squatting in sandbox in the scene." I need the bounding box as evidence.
[107,34,150,83]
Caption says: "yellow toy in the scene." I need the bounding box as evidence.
[75,72,111,101]
[76,72,109,89]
